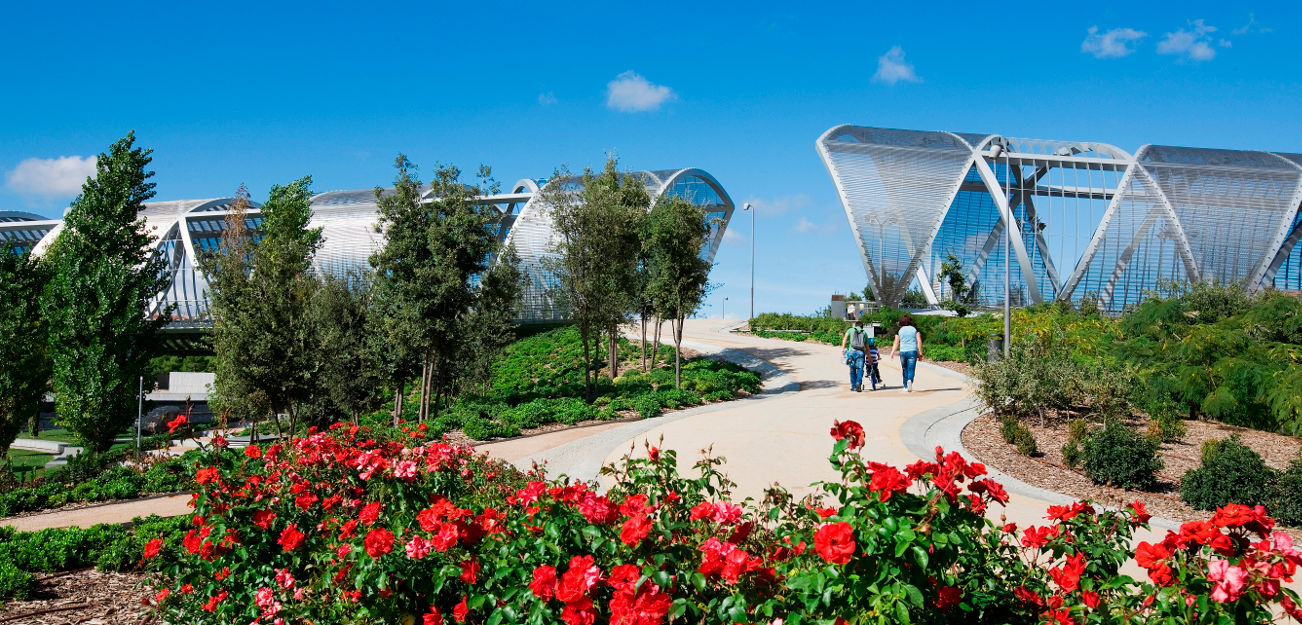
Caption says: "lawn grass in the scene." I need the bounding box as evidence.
[21,428,77,444]
[3,448,54,476]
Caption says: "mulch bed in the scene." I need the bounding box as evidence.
[0,569,156,624]
[963,412,1302,538]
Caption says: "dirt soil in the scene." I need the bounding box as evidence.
[963,412,1302,538]
[0,568,157,624]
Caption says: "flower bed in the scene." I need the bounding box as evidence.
[135,420,1302,624]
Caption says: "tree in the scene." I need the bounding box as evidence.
[202,178,322,439]
[646,196,712,388]
[542,159,646,400]
[938,252,972,317]
[311,269,385,425]
[458,245,525,395]
[41,132,173,452]
[370,155,501,421]
[0,247,51,458]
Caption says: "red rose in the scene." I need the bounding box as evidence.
[575,492,615,524]
[359,502,383,526]
[1133,541,1170,570]
[453,597,469,622]
[1049,553,1086,592]
[295,493,318,511]
[814,522,856,565]
[364,528,394,558]
[620,515,652,547]
[143,538,164,559]
[935,585,961,611]
[867,465,911,502]
[423,607,444,625]
[560,596,595,625]
[830,420,865,449]
[459,557,481,584]
[167,414,187,434]
[277,524,305,552]
[1082,591,1100,609]
[244,444,263,459]
[530,565,558,600]
[195,467,220,484]
[1126,500,1152,526]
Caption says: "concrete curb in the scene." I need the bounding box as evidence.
[897,375,1181,532]
[510,337,799,484]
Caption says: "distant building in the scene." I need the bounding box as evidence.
[817,126,1302,312]
[1,168,735,343]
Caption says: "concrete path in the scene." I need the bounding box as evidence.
[1,493,192,532]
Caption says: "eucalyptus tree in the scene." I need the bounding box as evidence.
[0,247,51,457]
[542,159,647,400]
[40,133,173,453]
[202,178,323,438]
[646,196,711,388]
[458,245,525,396]
[312,268,385,425]
[370,155,501,421]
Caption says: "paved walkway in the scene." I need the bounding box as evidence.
[1,493,192,532]
[481,319,1224,583]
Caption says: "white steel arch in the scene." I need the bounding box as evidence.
[819,125,1302,312]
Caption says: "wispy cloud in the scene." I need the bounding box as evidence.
[1080,26,1147,58]
[743,194,809,217]
[722,227,745,245]
[1232,13,1271,35]
[792,214,843,235]
[871,46,921,85]
[605,71,675,112]
[1157,19,1218,62]
[5,155,96,198]
[538,92,557,106]
[794,217,817,233]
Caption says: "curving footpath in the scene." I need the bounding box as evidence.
[478,318,1217,583]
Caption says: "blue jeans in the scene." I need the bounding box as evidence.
[866,362,880,389]
[848,350,865,389]
[900,351,918,388]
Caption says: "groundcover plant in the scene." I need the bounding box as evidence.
[142,422,1302,624]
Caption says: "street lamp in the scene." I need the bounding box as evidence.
[742,203,754,321]
[723,296,729,319]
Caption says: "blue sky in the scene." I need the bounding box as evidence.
[3,1,1298,316]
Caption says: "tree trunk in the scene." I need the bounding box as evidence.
[252,413,260,445]
[580,324,593,403]
[609,329,618,380]
[287,403,298,442]
[674,315,684,388]
[273,402,285,439]
[652,316,663,369]
[640,312,648,372]
[392,381,404,428]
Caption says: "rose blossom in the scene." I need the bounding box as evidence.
[406,536,432,560]
[814,522,855,565]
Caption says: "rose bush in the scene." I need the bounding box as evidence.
[141,421,1302,624]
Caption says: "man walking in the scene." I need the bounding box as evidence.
[841,320,869,392]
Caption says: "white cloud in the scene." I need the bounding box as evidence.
[1219,39,1232,48]
[5,155,96,198]
[871,46,920,85]
[1232,13,1271,35]
[1080,26,1147,58]
[793,217,816,233]
[743,194,809,216]
[1158,19,1218,62]
[722,227,745,245]
[605,71,675,112]
[538,92,557,105]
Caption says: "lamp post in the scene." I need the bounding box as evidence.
[742,203,754,321]
[723,296,728,319]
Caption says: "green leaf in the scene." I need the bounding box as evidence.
[894,600,911,624]
[904,584,924,607]
[691,572,707,592]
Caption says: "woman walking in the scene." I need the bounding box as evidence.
[889,314,922,392]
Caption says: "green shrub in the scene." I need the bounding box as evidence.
[998,415,1020,444]
[998,415,1037,456]
[0,557,34,600]
[1269,454,1302,527]
[1062,419,1090,469]
[925,344,966,362]
[634,395,661,419]
[1181,435,1277,511]
[1082,421,1164,490]
[1145,401,1187,443]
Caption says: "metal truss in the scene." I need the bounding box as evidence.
[818,125,1302,312]
[15,168,734,334]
